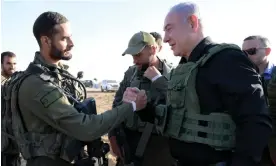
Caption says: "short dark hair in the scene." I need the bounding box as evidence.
[150,32,162,47]
[33,11,68,46]
[1,51,16,64]
[243,35,270,47]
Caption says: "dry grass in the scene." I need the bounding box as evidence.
[87,91,117,166]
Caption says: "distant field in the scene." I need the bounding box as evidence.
[87,91,117,166]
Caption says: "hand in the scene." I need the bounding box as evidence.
[143,66,161,81]
[122,88,147,111]
[122,87,140,103]
[135,90,147,111]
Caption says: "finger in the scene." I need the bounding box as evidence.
[125,87,132,91]
[127,93,138,100]
[139,90,146,96]
[130,87,140,93]
[127,91,138,97]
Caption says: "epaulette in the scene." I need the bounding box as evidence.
[39,73,55,82]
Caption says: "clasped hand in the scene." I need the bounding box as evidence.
[122,87,147,111]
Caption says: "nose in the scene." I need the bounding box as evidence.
[133,56,138,65]
[133,59,138,65]
[11,64,16,69]
[68,37,74,48]
[163,32,169,43]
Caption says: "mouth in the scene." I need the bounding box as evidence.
[65,47,73,54]
[136,64,142,69]
[64,51,71,56]
[170,44,176,50]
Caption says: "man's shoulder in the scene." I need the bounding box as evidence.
[19,72,54,92]
[207,43,247,62]
[124,65,137,78]
[208,43,242,56]
[204,43,257,72]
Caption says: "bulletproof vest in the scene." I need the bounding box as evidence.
[155,44,240,151]
[125,64,165,132]
[1,63,84,162]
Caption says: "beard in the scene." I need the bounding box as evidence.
[50,44,73,61]
[2,68,15,77]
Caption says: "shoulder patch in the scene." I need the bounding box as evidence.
[40,88,63,108]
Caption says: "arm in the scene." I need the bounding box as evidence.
[211,50,272,165]
[19,75,133,142]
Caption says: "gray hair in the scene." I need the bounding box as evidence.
[169,2,201,22]
[243,35,270,47]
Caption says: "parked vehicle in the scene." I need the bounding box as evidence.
[101,80,119,92]
[82,80,93,88]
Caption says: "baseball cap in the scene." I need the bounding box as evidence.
[122,31,156,56]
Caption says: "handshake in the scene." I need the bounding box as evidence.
[122,87,147,111]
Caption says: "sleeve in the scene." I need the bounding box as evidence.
[18,75,133,142]
[210,50,272,165]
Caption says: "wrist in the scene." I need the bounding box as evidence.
[151,74,162,82]
[131,101,136,111]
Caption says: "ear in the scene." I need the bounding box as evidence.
[40,36,51,46]
[150,45,157,55]
[188,15,199,32]
[265,47,271,56]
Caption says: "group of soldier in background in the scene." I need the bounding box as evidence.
[1,1,276,166]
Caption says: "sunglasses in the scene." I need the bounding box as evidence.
[243,48,266,55]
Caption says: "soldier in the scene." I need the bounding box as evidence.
[1,51,21,166]
[125,2,272,166]
[242,36,275,166]
[1,51,16,84]
[268,67,276,164]
[150,32,163,52]
[2,11,147,166]
[108,31,173,166]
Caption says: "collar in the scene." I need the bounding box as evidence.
[33,52,65,70]
[1,72,8,80]
[1,74,7,82]
[263,61,275,80]
[179,37,216,64]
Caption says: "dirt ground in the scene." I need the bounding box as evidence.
[87,91,117,166]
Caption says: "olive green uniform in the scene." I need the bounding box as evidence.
[110,58,173,166]
[14,52,134,166]
[2,73,23,166]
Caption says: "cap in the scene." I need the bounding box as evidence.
[122,31,156,56]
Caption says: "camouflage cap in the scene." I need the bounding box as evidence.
[122,31,156,56]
